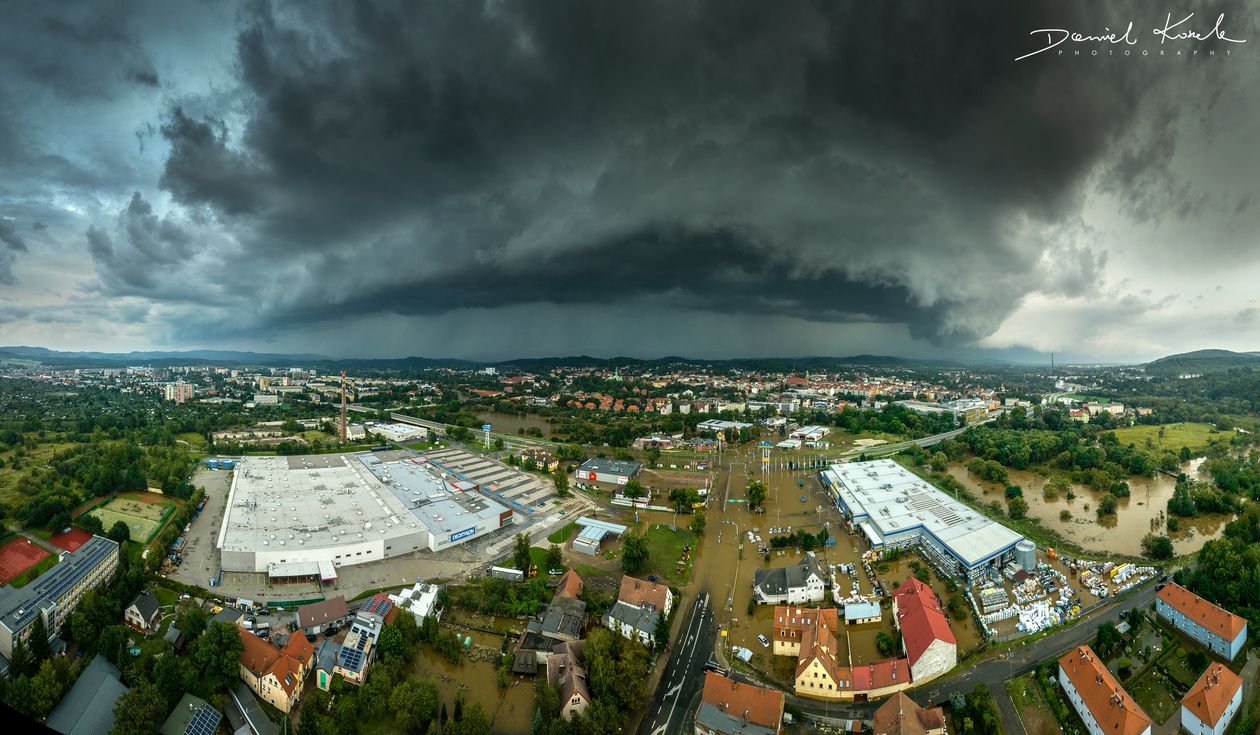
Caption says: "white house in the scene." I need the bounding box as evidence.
[603,600,658,648]
[1181,664,1243,735]
[752,552,826,605]
[389,582,443,624]
[1058,646,1151,735]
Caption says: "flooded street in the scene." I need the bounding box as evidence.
[684,446,983,687]
[408,627,533,735]
[943,458,1232,555]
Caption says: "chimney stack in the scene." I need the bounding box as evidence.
[340,370,347,442]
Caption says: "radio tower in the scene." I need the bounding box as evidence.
[339,370,347,442]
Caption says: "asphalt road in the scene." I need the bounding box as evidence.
[639,591,716,735]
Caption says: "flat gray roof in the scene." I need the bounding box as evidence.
[220,455,425,555]
[822,459,1024,568]
[45,656,127,735]
[358,455,510,538]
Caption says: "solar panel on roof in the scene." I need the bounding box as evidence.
[185,706,222,735]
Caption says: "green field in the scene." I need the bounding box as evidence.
[175,433,209,451]
[547,521,578,544]
[0,441,77,507]
[1111,422,1233,453]
[640,525,696,583]
[89,496,173,543]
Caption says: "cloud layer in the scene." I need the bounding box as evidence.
[1,0,1259,360]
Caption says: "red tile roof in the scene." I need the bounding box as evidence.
[700,671,784,731]
[238,629,306,695]
[773,606,840,645]
[1058,645,1151,735]
[555,569,583,599]
[848,657,910,691]
[1182,664,1242,728]
[872,692,945,735]
[894,578,956,667]
[1158,583,1247,641]
[618,576,669,612]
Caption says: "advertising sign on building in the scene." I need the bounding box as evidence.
[449,527,477,543]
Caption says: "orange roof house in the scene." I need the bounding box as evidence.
[1058,645,1151,735]
[696,671,784,735]
[1156,583,1248,659]
[1181,664,1242,732]
[872,692,946,735]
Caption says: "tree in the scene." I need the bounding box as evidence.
[930,452,948,473]
[746,481,767,509]
[193,621,245,692]
[545,544,564,571]
[513,533,532,572]
[621,534,650,574]
[1007,496,1029,521]
[1141,534,1174,560]
[623,480,645,502]
[914,566,932,584]
[111,679,167,735]
[1004,485,1023,500]
[875,631,898,657]
[1094,621,1122,657]
[176,606,207,641]
[28,615,51,664]
[552,470,570,497]
[378,622,411,661]
[1060,509,1072,522]
[1097,494,1118,517]
[108,520,131,544]
[689,509,706,535]
[390,679,439,734]
[78,513,105,535]
[448,702,492,735]
[153,653,193,708]
[668,487,699,513]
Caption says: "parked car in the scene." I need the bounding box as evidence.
[648,575,660,583]
[757,634,770,648]
[324,627,339,638]
[179,594,191,601]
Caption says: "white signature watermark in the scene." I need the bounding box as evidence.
[1015,12,1245,61]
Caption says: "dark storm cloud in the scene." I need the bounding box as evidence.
[0,219,29,284]
[139,0,1260,347]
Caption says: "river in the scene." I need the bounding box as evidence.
[944,458,1233,556]
[476,411,559,438]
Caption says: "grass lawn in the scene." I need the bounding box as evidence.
[1128,669,1183,724]
[153,586,179,607]
[175,432,209,451]
[547,521,578,544]
[1111,422,1233,453]
[640,525,696,583]
[1006,674,1063,735]
[574,564,614,578]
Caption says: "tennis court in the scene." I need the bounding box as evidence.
[50,527,93,552]
[0,537,51,584]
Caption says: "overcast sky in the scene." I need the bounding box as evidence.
[2,1,1259,363]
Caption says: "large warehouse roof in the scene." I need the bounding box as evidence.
[359,455,510,538]
[821,459,1024,569]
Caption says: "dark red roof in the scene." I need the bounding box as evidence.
[894,578,955,667]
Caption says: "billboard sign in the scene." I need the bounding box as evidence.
[449,527,477,543]
[482,424,492,432]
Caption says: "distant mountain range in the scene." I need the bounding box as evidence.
[1143,349,1260,375]
[0,345,974,371]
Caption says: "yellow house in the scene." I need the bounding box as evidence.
[238,628,314,713]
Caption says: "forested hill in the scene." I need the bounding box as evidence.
[1144,349,1260,376]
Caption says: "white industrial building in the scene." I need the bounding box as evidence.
[820,460,1026,582]
[217,452,514,577]
[367,423,429,443]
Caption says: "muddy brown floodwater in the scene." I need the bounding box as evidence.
[476,411,558,438]
[409,628,533,735]
[944,458,1233,556]
[697,457,982,686]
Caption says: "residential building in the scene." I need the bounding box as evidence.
[604,600,659,648]
[694,671,784,735]
[44,656,127,735]
[334,614,382,686]
[554,569,583,599]
[295,596,349,635]
[519,447,560,472]
[752,551,827,605]
[314,639,340,691]
[618,575,674,617]
[1156,583,1248,661]
[1058,645,1151,735]
[893,578,957,684]
[164,383,194,403]
[547,640,591,721]
[0,535,119,660]
[160,693,222,735]
[389,581,443,625]
[124,589,162,633]
[237,627,315,713]
[1181,664,1243,735]
[871,692,946,735]
[517,572,588,666]
[772,607,840,658]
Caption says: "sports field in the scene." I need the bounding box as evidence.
[88,496,173,543]
[50,527,93,552]
[0,537,51,584]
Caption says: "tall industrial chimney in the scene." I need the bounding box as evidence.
[340,370,347,442]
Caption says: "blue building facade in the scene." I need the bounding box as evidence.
[1156,584,1247,661]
